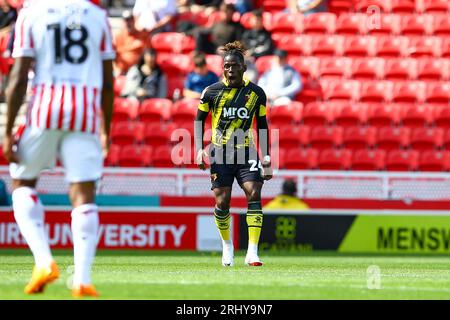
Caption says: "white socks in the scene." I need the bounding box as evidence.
[71,203,99,286]
[247,243,258,256]
[12,187,53,268]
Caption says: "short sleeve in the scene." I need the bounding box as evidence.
[198,87,210,112]
[100,11,116,61]
[12,9,35,58]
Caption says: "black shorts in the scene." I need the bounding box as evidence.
[209,145,264,190]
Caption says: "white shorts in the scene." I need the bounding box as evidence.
[9,127,103,183]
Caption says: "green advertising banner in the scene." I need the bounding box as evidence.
[339,215,450,253]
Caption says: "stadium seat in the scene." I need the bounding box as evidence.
[410,127,444,151]
[359,81,393,103]
[270,12,303,34]
[417,58,449,80]
[367,103,401,127]
[375,36,409,57]
[150,32,195,54]
[351,58,385,80]
[262,0,287,12]
[157,53,192,76]
[278,126,309,149]
[205,55,223,76]
[400,103,433,128]
[175,11,209,27]
[110,121,144,146]
[391,0,416,13]
[205,11,241,28]
[386,150,419,171]
[328,0,354,15]
[138,98,172,123]
[294,77,324,104]
[425,82,450,104]
[171,98,199,124]
[112,98,139,122]
[434,105,450,129]
[302,102,336,126]
[384,58,417,80]
[142,123,175,148]
[343,125,377,150]
[367,14,401,35]
[431,14,450,36]
[376,126,411,151]
[351,149,386,171]
[310,35,344,56]
[275,35,312,56]
[418,150,450,172]
[105,144,120,167]
[391,81,426,103]
[407,36,441,58]
[152,145,177,168]
[167,76,186,100]
[118,145,152,167]
[284,148,319,170]
[335,103,369,128]
[309,126,343,150]
[420,0,449,13]
[442,38,450,58]
[355,0,391,13]
[317,148,352,170]
[319,57,352,79]
[267,102,303,127]
[114,75,126,96]
[288,56,320,79]
[324,80,360,101]
[399,14,433,36]
[335,13,367,35]
[255,55,275,74]
[342,36,376,57]
[303,13,337,34]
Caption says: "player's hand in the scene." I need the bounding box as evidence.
[261,160,273,181]
[2,134,19,163]
[100,132,110,159]
[196,149,208,171]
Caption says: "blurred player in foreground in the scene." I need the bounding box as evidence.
[194,41,272,267]
[3,0,115,297]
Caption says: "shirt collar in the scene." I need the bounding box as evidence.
[222,77,250,87]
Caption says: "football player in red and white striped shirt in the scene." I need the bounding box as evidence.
[2,0,115,297]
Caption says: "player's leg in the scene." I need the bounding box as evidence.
[60,131,102,297]
[241,181,264,266]
[212,186,234,266]
[9,128,61,293]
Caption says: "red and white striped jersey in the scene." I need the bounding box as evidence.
[13,0,115,134]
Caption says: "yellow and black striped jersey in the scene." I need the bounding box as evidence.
[198,78,267,148]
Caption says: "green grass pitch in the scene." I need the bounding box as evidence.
[1,249,450,300]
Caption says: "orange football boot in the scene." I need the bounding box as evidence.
[24,261,60,294]
[72,284,99,298]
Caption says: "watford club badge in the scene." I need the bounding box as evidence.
[211,173,218,182]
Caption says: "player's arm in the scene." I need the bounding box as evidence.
[256,92,272,180]
[194,88,211,170]
[2,57,33,163]
[101,59,114,158]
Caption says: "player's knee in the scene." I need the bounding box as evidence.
[69,182,96,208]
[216,198,230,211]
[247,190,261,202]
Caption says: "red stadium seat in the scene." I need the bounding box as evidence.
[443,129,450,150]
[241,12,272,30]
[335,103,368,127]
[319,57,352,79]
[157,53,192,76]
[255,55,275,74]
[138,98,172,123]
[442,38,450,58]
[262,0,287,12]
[420,0,449,13]
[205,55,223,76]
[324,80,360,101]
[431,14,450,36]
[142,123,175,148]
[410,127,444,151]
[118,145,152,167]
[167,76,186,100]
[434,105,450,129]
[113,98,139,122]
[303,13,337,34]
[355,0,391,13]
[114,75,126,96]
[351,58,385,80]
[205,11,241,28]
[288,56,320,79]
[359,81,393,103]
[153,146,175,168]
[384,58,417,80]
[295,77,324,104]
[110,121,144,146]
[329,0,353,15]
[367,103,401,127]
[351,149,386,171]
[302,102,336,126]
[375,36,409,57]
[417,59,450,80]
[391,0,416,13]
[278,126,309,149]
[284,148,319,170]
[425,82,450,104]
[171,98,199,124]
[418,150,450,172]
[342,36,376,57]
[376,126,411,151]
[310,35,344,56]
[275,35,312,56]
[317,149,352,170]
[407,37,442,58]
[400,14,433,36]
[367,14,401,35]
[400,103,433,128]
[309,126,343,150]
[267,102,303,127]
[392,81,426,103]
[150,32,195,54]
[386,150,419,171]
[270,12,303,34]
[105,144,120,166]
[335,13,367,35]
[343,125,377,150]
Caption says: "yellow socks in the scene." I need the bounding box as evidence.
[246,201,263,249]
[214,207,231,241]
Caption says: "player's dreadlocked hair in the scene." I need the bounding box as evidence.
[221,41,247,63]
